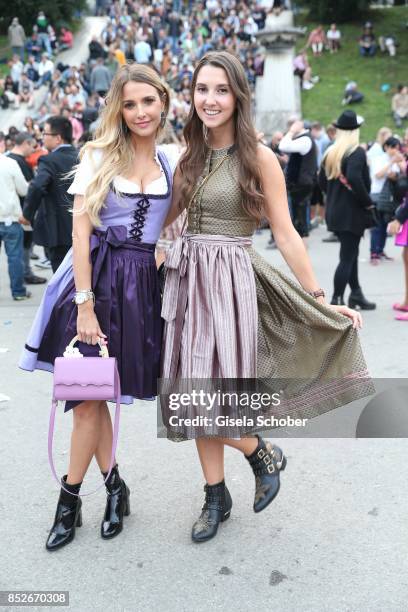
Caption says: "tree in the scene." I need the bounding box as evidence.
[299,0,371,23]
[0,0,87,34]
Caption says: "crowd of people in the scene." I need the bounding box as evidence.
[267,115,408,319]
[0,1,407,321]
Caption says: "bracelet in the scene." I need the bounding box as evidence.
[72,290,95,305]
[308,288,325,299]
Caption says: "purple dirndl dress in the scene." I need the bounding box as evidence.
[19,148,174,410]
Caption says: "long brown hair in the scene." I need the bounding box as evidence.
[180,51,264,220]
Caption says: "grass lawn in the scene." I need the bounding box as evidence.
[295,6,408,141]
[0,35,10,78]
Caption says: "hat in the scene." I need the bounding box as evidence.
[333,110,364,131]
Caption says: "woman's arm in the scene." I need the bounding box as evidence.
[72,195,106,345]
[258,146,362,328]
[163,164,186,227]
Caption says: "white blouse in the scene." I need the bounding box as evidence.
[67,143,181,196]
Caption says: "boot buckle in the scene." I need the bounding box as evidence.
[257,448,266,459]
[266,462,275,474]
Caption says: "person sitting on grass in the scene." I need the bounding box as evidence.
[359,23,376,57]
[379,33,397,57]
[293,51,319,90]
[391,85,408,129]
[307,25,326,57]
[326,24,341,53]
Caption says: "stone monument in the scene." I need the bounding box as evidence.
[254,10,306,137]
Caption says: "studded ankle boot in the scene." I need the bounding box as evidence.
[101,464,130,539]
[45,476,82,551]
[245,436,286,513]
[191,480,232,543]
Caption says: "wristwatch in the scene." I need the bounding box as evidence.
[73,290,95,305]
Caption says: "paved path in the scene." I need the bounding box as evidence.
[0,15,107,133]
[0,225,407,611]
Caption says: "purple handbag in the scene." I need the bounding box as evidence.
[49,335,121,497]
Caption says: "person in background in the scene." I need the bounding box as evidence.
[9,55,24,95]
[0,133,30,301]
[379,33,397,57]
[267,131,288,250]
[20,116,78,273]
[8,17,26,62]
[293,51,318,90]
[369,136,406,265]
[36,11,53,57]
[35,53,54,89]
[59,27,74,52]
[90,57,112,97]
[18,73,35,107]
[342,81,364,106]
[387,194,408,321]
[319,110,376,310]
[367,126,393,166]
[359,23,376,57]
[391,85,408,129]
[326,24,341,53]
[25,32,42,62]
[7,132,46,286]
[310,121,330,166]
[279,118,317,242]
[134,36,153,64]
[24,55,39,83]
[307,25,326,56]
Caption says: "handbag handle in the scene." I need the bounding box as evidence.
[66,334,109,358]
[48,348,121,497]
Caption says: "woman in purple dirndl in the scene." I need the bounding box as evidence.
[19,64,179,550]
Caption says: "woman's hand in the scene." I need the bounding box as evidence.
[329,304,363,329]
[77,302,107,345]
[387,219,401,235]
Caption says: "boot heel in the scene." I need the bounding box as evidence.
[279,455,287,471]
[222,510,231,522]
[76,509,83,528]
[124,487,130,516]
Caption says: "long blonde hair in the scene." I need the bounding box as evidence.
[79,63,170,225]
[322,128,360,180]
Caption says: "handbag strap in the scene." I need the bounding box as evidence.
[48,365,121,497]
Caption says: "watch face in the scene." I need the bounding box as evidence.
[76,294,86,304]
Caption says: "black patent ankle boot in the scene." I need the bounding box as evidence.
[330,295,345,305]
[246,436,286,513]
[101,465,130,539]
[191,480,232,543]
[45,476,82,551]
[348,288,376,310]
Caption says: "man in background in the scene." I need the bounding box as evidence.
[21,116,77,273]
[279,119,318,241]
[0,133,30,300]
[8,132,46,285]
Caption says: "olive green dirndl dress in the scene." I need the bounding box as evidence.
[160,146,373,440]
